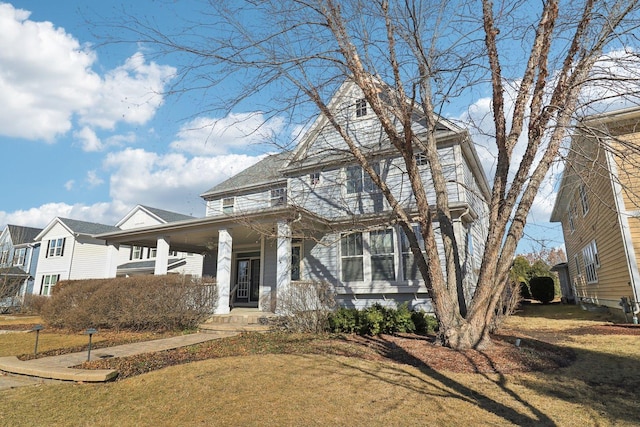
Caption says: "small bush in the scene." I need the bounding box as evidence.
[520,281,532,300]
[328,304,436,336]
[274,281,336,333]
[20,294,50,315]
[42,275,217,331]
[529,276,555,304]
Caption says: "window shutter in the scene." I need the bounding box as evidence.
[60,238,66,257]
[46,240,51,258]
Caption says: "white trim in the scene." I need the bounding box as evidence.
[606,148,640,302]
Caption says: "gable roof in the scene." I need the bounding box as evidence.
[116,205,195,228]
[200,152,290,199]
[35,217,120,241]
[6,225,42,245]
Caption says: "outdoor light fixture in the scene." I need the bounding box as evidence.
[32,324,44,357]
[85,328,97,361]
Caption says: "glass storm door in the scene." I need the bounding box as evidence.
[236,258,260,304]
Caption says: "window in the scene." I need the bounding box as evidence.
[169,250,178,257]
[0,250,8,266]
[41,274,59,296]
[47,238,65,258]
[415,152,427,166]
[568,203,576,233]
[222,197,234,214]
[131,246,143,260]
[341,232,364,281]
[401,225,426,281]
[271,187,286,206]
[346,163,380,194]
[13,248,26,266]
[291,245,301,281]
[579,184,589,215]
[574,254,581,276]
[370,229,395,281]
[355,98,367,117]
[582,240,599,283]
[310,172,320,185]
[147,248,157,259]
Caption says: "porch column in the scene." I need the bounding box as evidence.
[154,236,170,275]
[276,220,292,315]
[215,228,232,315]
[105,243,120,278]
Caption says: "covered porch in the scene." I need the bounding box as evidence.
[97,207,327,315]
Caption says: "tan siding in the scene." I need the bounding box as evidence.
[562,138,631,308]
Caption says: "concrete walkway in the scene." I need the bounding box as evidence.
[0,331,237,384]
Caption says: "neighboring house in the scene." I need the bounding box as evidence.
[114,205,203,277]
[33,218,121,295]
[0,225,42,298]
[551,107,640,313]
[98,78,491,315]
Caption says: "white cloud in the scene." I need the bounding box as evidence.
[86,170,104,188]
[0,4,174,142]
[64,180,75,191]
[0,201,129,229]
[170,113,285,156]
[103,148,264,214]
[79,52,176,130]
[74,126,102,152]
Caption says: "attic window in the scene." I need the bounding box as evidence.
[415,152,427,166]
[355,98,367,117]
[310,172,320,185]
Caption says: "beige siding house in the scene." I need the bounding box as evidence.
[551,107,640,315]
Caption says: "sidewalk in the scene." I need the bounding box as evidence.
[0,331,236,383]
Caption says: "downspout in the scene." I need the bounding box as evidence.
[606,147,640,321]
[68,233,79,280]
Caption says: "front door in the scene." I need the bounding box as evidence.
[235,258,260,305]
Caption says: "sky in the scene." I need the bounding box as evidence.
[0,0,566,254]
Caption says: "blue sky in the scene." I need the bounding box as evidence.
[0,1,566,253]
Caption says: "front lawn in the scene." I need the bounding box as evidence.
[1,304,639,426]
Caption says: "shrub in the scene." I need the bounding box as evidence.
[529,276,555,304]
[20,294,50,315]
[328,304,436,336]
[520,281,532,300]
[274,281,336,333]
[41,275,217,331]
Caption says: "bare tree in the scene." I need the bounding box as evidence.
[109,0,640,348]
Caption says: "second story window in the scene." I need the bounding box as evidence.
[47,238,65,258]
[13,248,26,266]
[222,197,234,214]
[271,187,286,207]
[0,250,8,266]
[346,163,380,194]
[310,172,320,186]
[579,183,589,216]
[568,203,576,233]
[355,98,367,117]
[415,152,427,166]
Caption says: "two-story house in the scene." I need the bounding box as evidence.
[0,225,42,305]
[551,107,640,314]
[32,206,205,295]
[98,79,491,315]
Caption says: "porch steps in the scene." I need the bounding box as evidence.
[199,309,276,334]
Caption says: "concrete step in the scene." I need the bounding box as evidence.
[198,323,271,334]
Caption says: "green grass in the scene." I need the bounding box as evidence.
[1,304,639,426]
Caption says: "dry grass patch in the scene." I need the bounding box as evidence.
[0,315,42,327]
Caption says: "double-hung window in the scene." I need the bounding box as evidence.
[401,225,426,281]
[579,184,589,215]
[582,240,599,283]
[346,163,380,194]
[355,98,367,117]
[41,274,59,296]
[271,187,286,207]
[568,203,576,233]
[222,197,234,214]
[47,238,65,258]
[0,250,8,265]
[13,248,26,266]
[370,229,395,281]
[341,232,364,282]
[131,246,143,260]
